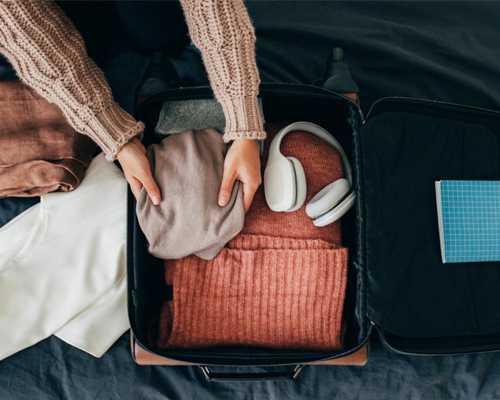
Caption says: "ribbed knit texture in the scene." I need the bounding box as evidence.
[154,124,349,351]
[0,0,144,161]
[156,235,348,351]
[180,0,266,142]
[242,123,345,243]
[0,0,265,160]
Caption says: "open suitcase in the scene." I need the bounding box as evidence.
[128,82,500,381]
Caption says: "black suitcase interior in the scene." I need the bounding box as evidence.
[128,82,500,370]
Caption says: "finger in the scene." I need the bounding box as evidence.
[128,176,143,200]
[242,181,259,213]
[218,169,236,207]
[139,171,161,206]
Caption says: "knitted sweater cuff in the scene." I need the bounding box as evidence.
[221,95,266,142]
[87,101,145,161]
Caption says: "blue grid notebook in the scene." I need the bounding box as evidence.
[435,181,500,263]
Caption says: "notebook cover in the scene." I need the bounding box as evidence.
[435,180,500,263]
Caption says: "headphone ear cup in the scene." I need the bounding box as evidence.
[306,178,351,220]
[313,191,356,227]
[286,157,307,212]
[264,154,297,211]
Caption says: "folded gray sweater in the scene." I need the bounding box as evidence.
[154,98,265,138]
[136,128,245,260]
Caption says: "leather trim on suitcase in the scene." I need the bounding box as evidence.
[131,331,369,366]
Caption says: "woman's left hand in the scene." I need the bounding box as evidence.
[218,138,261,213]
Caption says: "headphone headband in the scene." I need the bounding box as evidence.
[269,122,353,186]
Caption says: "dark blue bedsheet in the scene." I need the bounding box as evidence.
[2,332,500,400]
[2,2,500,399]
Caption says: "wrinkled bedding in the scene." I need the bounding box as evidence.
[1,2,500,399]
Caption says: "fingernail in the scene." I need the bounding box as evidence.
[152,196,160,205]
[218,197,227,206]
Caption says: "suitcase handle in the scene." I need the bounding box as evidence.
[200,364,304,382]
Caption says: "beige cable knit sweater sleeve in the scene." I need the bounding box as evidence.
[0,0,265,161]
[0,0,144,161]
[180,0,265,142]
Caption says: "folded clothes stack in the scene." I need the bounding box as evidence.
[0,154,129,360]
[0,80,96,198]
[156,235,347,351]
[152,123,349,352]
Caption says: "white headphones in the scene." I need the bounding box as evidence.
[264,122,356,227]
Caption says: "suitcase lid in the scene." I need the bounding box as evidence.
[359,97,500,355]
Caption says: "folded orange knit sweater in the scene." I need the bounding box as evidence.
[156,235,347,351]
[153,124,349,351]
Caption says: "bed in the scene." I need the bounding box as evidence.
[1,2,500,399]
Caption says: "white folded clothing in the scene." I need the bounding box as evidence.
[0,153,129,360]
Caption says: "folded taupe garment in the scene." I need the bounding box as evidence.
[0,80,96,198]
[136,128,245,260]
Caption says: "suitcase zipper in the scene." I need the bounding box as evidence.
[372,322,500,357]
[135,82,365,123]
[373,323,428,356]
[260,81,364,115]
[133,326,373,367]
[364,96,500,124]
[260,82,365,121]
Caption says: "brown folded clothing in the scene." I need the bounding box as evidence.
[0,80,96,198]
[155,235,348,351]
[153,123,350,351]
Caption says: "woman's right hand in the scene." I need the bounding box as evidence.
[116,137,161,205]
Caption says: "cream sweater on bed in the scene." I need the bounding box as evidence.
[0,0,265,161]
